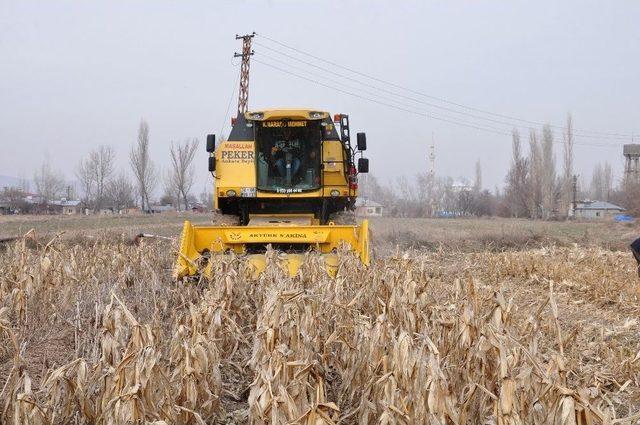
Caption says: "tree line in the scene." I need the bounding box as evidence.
[361,114,640,218]
[3,120,210,213]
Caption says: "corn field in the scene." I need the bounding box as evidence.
[1,232,639,424]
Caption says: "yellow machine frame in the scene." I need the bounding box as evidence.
[175,109,369,279]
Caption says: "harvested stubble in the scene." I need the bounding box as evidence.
[0,233,639,424]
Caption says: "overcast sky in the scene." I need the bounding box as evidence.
[1,1,639,196]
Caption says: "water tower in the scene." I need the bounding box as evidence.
[624,144,640,182]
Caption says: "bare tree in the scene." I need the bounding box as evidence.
[92,145,116,210]
[356,172,500,218]
[415,172,435,216]
[614,180,640,216]
[33,160,65,203]
[590,164,604,200]
[129,120,157,212]
[199,179,214,211]
[360,174,396,212]
[562,113,574,215]
[76,158,94,207]
[17,173,30,193]
[504,129,531,217]
[528,130,543,218]
[437,176,459,215]
[163,168,180,210]
[603,162,613,201]
[106,171,135,211]
[470,189,496,217]
[590,162,613,201]
[393,175,416,217]
[541,124,557,217]
[77,145,116,211]
[199,190,212,210]
[1,186,30,213]
[473,160,482,193]
[168,139,199,211]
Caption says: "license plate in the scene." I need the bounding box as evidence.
[240,187,256,197]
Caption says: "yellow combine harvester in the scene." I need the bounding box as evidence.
[175,109,370,279]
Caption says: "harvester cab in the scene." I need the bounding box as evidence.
[175,109,370,279]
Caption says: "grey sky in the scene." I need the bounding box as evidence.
[1,1,639,195]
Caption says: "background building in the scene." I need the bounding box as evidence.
[355,198,384,217]
[49,199,82,215]
[573,201,624,220]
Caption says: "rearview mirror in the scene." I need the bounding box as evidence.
[208,156,216,172]
[358,157,369,173]
[206,134,216,153]
[356,133,367,151]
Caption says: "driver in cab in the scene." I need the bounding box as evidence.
[272,129,302,179]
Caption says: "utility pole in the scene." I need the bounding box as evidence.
[234,32,255,114]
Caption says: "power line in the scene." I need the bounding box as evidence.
[255,41,628,141]
[252,57,618,149]
[256,43,533,133]
[218,71,240,138]
[255,51,622,147]
[255,33,636,140]
[252,57,510,136]
[254,53,531,137]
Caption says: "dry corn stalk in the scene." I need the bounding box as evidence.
[0,235,639,423]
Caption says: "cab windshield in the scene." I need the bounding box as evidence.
[256,121,321,193]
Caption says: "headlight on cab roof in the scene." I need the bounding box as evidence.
[248,112,264,120]
[309,111,324,119]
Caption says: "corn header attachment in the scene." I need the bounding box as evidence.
[174,219,369,279]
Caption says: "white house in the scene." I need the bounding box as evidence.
[50,199,82,215]
[572,201,625,220]
[355,198,384,217]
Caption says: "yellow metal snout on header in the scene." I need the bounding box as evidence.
[174,219,369,279]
